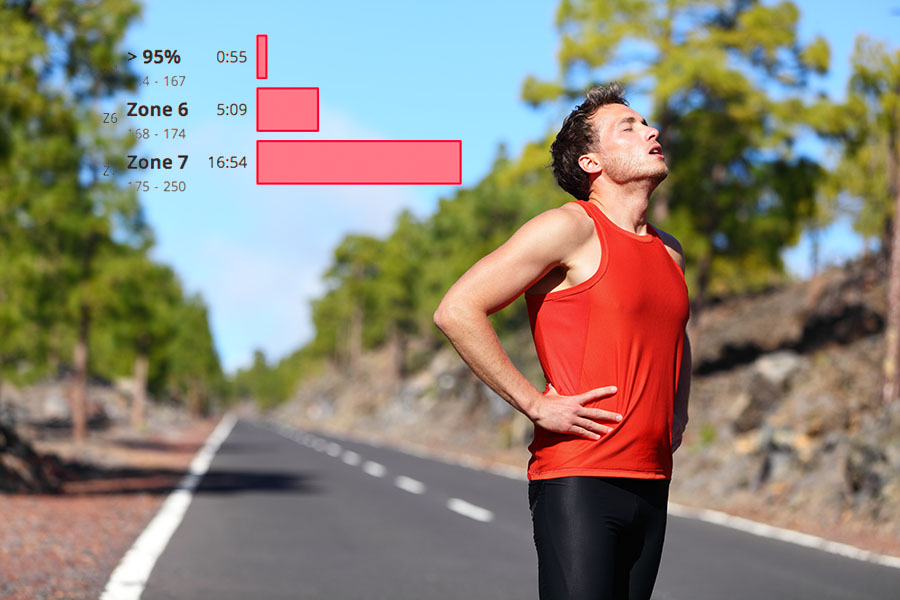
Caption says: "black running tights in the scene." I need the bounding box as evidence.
[528,476,670,600]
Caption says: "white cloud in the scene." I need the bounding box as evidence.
[197,235,324,373]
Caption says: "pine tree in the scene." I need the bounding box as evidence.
[0,0,143,441]
[521,0,829,304]
[831,36,900,403]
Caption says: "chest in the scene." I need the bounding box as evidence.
[590,240,689,327]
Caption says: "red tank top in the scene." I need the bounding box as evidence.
[524,200,689,481]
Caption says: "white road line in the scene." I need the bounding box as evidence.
[306,422,523,481]
[447,498,494,523]
[394,475,426,495]
[398,443,524,481]
[326,442,342,457]
[362,461,386,478]
[267,420,900,569]
[668,502,900,570]
[100,413,237,600]
[342,451,361,466]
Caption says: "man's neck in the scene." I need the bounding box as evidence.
[587,182,654,235]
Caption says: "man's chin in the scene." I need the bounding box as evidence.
[647,166,668,186]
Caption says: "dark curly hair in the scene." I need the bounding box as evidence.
[550,83,629,200]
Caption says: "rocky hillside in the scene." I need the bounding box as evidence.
[274,256,899,554]
[0,378,196,493]
[673,257,899,553]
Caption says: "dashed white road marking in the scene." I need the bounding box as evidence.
[394,475,426,495]
[362,461,386,478]
[342,451,361,466]
[326,442,342,457]
[447,498,494,523]
[100,413,237,600]
[267,420,900,569]
[668,503,900,570]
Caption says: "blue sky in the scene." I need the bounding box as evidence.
[118,0,899,373]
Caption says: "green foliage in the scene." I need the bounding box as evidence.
[522,0,829,301]
[231,349,296,410]
[162,295,225,412]
[224,5,900,410]
[0,0,224,414]
[820,35,900,244]
[1,0,141,384]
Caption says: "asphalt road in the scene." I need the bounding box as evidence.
[140,419,900,599]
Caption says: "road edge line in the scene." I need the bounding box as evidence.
[99,413,238,600]
[266,419,900,570]
[667,501,900,570]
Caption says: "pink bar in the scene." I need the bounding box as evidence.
[256,35,267,79]
[257,87,319,132]
[257,140,462,185]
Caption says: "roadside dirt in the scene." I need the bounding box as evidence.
[0,416,220,600]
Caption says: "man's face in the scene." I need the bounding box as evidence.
[585,104,668,185]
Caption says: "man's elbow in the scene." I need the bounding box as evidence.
[433,297,477,335]
[433,299,458,333]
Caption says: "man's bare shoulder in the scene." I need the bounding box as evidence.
[520,201,595,246]
[653,226,686,272]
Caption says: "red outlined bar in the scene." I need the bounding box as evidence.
[257,87,319,132]
[257,140,462,185]
[256,35,268,79]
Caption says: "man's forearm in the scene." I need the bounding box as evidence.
[674,334,691,424]
[434,304,540,420]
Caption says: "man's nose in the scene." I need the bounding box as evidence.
[645,126,659,141]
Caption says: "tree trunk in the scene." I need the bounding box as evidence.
[693,163,726,310]
[651,182,671,224]
[650,107,675,224]
[883,168,900,404]
[694,248,713,311]
[882,120,900,404]
[70,303,89,444]
[187,383,201,417]
[131,351,148,430]
[810,226,821,277]
[388,325,407,380]
[348,303,363,369]
[882,213,894,262]
[48,324,61,376]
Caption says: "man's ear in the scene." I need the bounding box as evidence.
[578,152,602,176]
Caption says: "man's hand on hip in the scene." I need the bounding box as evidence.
[671,413,687,453]
[529,383,622,441]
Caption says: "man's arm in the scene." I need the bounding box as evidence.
[672,334,691,452]
[655,227,691,452]
[433,206,621,441]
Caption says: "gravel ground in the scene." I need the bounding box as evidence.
[0,416,220,600]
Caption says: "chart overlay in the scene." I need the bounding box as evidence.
[256,35,267,79]
[256,140,462,185]
[254,34,461,186]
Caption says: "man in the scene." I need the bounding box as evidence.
[432,83,691,600]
